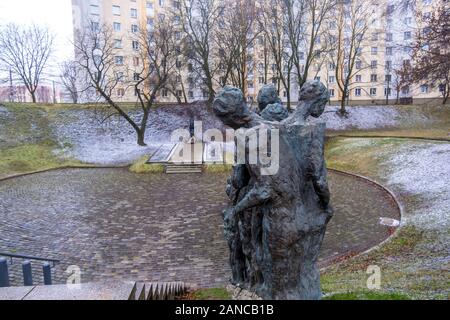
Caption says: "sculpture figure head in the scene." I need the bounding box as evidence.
[298,80,329,119]
[213,86,252,129]
[257,84,282,112]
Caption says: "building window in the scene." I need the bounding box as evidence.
[131,8,138,18]
[90,5,100,15]
[386,47,393,55]
[113,22,121,32]
[385,60,392,70]
[385,74,392,82]
[133,57,140,66]
[355,88,362,96]
[371,60,378,69]
[404,17,412,25]
[355,60,362,69]
[371,47,378,55]
[91,22,100,32]
[133,73,140,81]
[371,33,378,41]
[386,33,393,41]
[387,5,395,15]
[188,91,194,98]
[114,39,122,48]
[402,86,410,94]
[356,75,362,82]
[132,41,139,50]
[117,88,125,97]
[371,74,378,82]
[131,24,138,33]
[404,31,412,40]
[329,89,335,97]
[115,56,124,65]
[115,72,124,81]
[162,89,168,97]
[385,88,391,96]
[328,76,335,83]
[420,85,429,93]
[370,88,377,96]
[112,5,120,16]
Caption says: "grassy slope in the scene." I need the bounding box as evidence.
[0,104,88,179]
[323,137,449,300]
[327,104,450,140]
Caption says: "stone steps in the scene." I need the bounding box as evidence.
[131,281,189,300]
[165,164,203,174]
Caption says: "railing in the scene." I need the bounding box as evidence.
[0,252,60,288]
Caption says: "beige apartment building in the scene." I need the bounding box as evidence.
[71,0,445,105]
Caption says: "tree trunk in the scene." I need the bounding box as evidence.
[339,87,347,116]
[340,96,346,115]
[286,89,291,112]
[30,91,37,103]
[137,130,146,146]
[443,84,449,105]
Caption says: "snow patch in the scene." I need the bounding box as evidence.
[315,105,430,131]
[385,142,450,231]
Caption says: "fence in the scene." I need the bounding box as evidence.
[0,252,59,287]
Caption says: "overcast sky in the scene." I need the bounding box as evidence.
[0,0,74,64]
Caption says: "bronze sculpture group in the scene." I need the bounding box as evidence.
[213,81,333,300]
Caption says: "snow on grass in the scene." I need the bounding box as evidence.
[50,105,225,165]
[385,141,450,231]
[317,105,431,131]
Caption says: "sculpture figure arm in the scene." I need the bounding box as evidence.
[234,180,272,214]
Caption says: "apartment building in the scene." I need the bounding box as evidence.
[71,0,445,105]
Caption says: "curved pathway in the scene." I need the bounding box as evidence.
[0,168,399,287]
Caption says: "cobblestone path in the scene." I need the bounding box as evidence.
[0,168,398,287]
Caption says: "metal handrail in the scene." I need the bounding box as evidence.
[0,252,59,268]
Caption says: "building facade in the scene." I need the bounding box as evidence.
[71,0,445,105]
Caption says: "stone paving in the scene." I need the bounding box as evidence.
[0,168,399,288]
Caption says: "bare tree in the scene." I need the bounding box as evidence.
[0,23,54,103]
[390,60,412,104]
[257,0,295,110]
[410,4,450,104]
[332,0,374,115]
[177,0,222,104]
[285,0,336,90]
[74,18,177,146]
[59,60,80,104]
[216,0,259,97]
